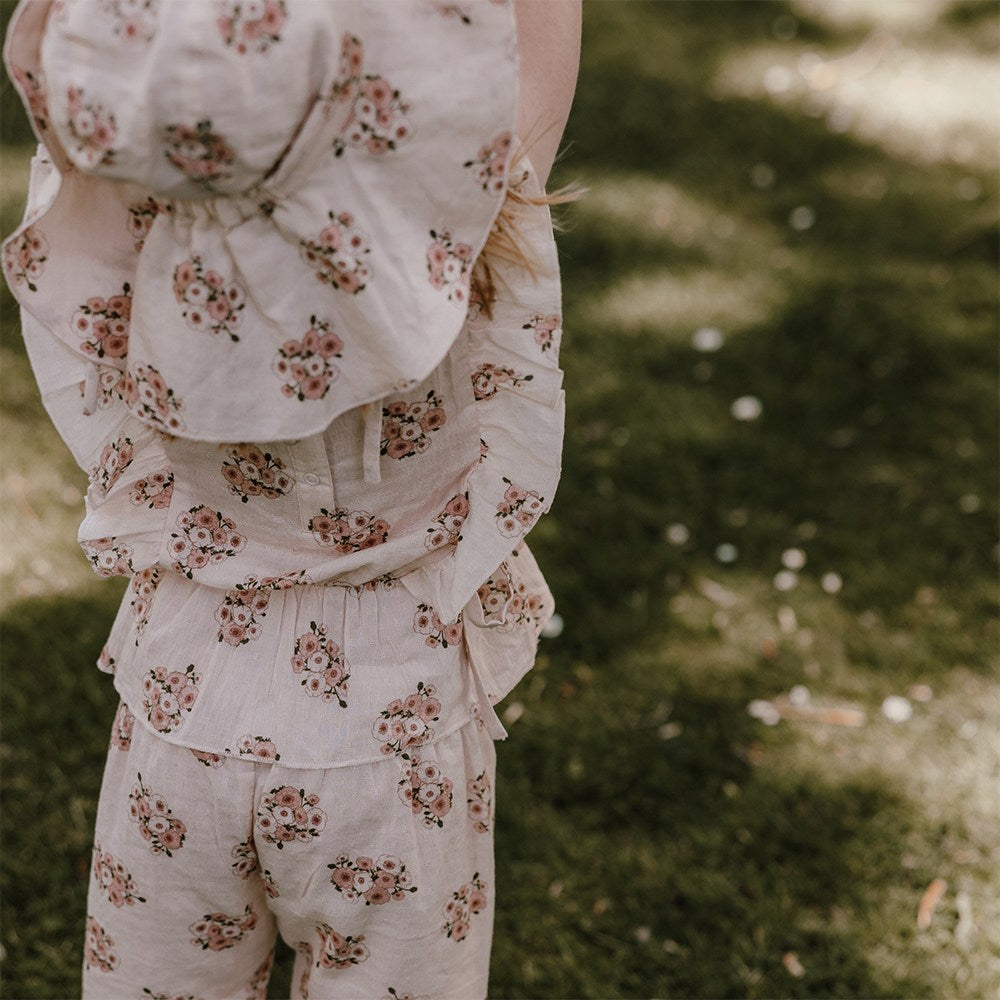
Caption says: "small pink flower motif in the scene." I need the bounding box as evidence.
[190,748,225,768]
[233,733,280,762]
[424,491,469,550]
[442,873,488,941]
[327,853,417,904]
[463,130,511,195]
[110,701,134,750]
[523,313,561,354]
[272,316,342,401]
[380,389,446,460]
[142,662,201,733]
[471,362,533,401]
[84,915,119,972]
[315,923,369,970]
[467,770,492,834]
[11,66,48,131]
[163,119,234,187]
[129,469,174,510]
[217,0,287,54]
[66,86,117,167]
[426,229,473,307]
[169,504,245,578]
[221,443,292,501]
[101,0,158,43]
[290,621,350,707]
[334,62,413,157]
[189,904,257,951]
[81,536,134,578]
[299,212,370,294]
[383,989,431,1000]
[398,754,454,829]
[230,839,259,880]
[71,282,131,360]
[128,773,187,856]
[129,566,163,643]
[308,506,389,553]
[413,603,463,650]
[3,225,48,291]
[495,477,545,539]
[92,841,146,907]
[126,196,161,251]
[215,578,273,646]
[371,682,440,756]
[476,560,545,629]
[256,785,326,849]
[89,435,134,496]
[122,363,184,433]
[172,255,245,340]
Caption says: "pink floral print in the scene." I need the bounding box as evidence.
[130,567,162,641]
[443,873,488,941]
[71,284,131,360]
[256,785,327,849]
[141,663,201,733]
[296,942,313,997]
[141,991,203,1000]
[217,0,287,54]
[262,869,279,898]
[471,362,533,401]
[495,478,545,538]
[308,507,390,552]
[3,225,48,291]
[189,904,257,951]
[123,363,184,432]
[315,924,369,969]
[234,733,280,761]
[215,581,271,646]
[334,46,413,157]
[426,229,473,307]
[98,645,116,672]
[168,505,246,578]
[82,536,134,578]
[11,66,48,131]
[299,211,370,294]
[84,915,119,972]
[231,839,259,879]
[172,255,246,340]
[248,952,274,1000]
[398,755,454,828]
[384,990,430,1000]
[127,196,161,252]
[524,313,561,353]
[101,0,158,43]
[425,492,469,550]
[89,435,134,496]
[467,770,492,833]
[92,842,146,907]
[163,119,235,187]
[190,748,225,768]
[477,561,545,627]
[381,389,447,460]
[327,853,417,904]
[221,444,292,502]
[291,621,351,706]
[66,86,117,167]
[128,772,188,856]
[129,469,174,509]
[372,682,441,756]
[464,131,511,194]
[110,701,134,750]
[273,317,343,401]
[413,604,463,649]
[89,365,127,409]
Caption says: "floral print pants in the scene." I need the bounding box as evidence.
[84,702,497,999]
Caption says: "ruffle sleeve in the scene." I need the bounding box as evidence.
[3,0,519,444]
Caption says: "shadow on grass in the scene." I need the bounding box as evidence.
[493,674,932,1000]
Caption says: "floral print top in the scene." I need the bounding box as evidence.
[3,0,566,768]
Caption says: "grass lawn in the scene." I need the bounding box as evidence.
[2,1,997,998]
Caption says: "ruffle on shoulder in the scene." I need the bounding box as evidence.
[3,0,519,444]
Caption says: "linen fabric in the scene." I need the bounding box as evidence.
[87,701,497,999]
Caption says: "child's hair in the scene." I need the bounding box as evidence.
[471,146,583,319]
